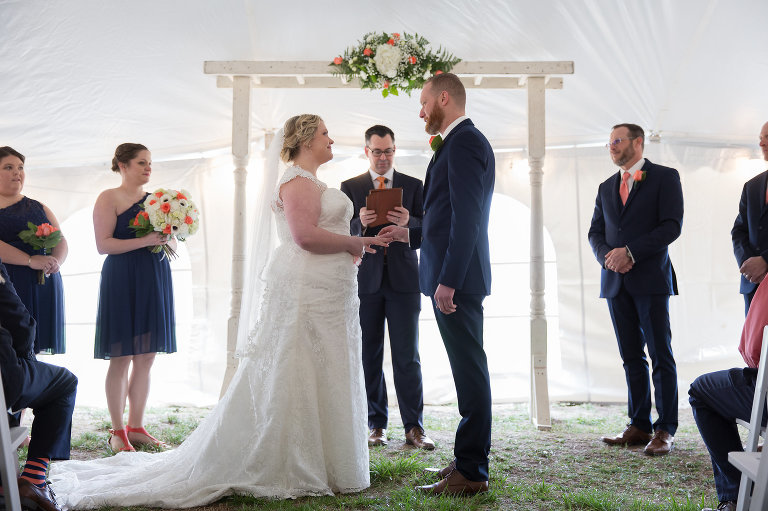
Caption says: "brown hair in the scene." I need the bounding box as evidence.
[281,115,322,163]
[612,123,645,149]
[111,143,148,172]
[0,146,25,163]
[424,72,466,108]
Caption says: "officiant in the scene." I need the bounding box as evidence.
[341,125,434,450]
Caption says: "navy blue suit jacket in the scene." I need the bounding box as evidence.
[0,261,37,404]
[410,119,495,296]
[341,170,423,294]
[588,159,683,298]
[732,170,768,295]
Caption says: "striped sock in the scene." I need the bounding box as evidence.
[20,457,49,488]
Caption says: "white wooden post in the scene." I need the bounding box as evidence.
[527,76,551,429]
[220,75,251,397]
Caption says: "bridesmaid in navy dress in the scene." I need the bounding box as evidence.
[0,146,67,354]
[93,143,176,453]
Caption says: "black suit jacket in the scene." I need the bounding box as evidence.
[0,260,37,404]
[341,170,423,294]
[732,170,768,295]
[588,159,684,298]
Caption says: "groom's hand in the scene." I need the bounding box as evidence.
[434,284,457,315]
[379,225,408,243]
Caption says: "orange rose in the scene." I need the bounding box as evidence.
[393,33,400,39]
[633,170,647,182]
[363,47,372,56]
[176,192,187,200]
[383,81,390,88]
[155,191,163,197]
[133,219,139,226]
[163,224,172,235]
[160,203,171,213]
[184,216,193,225]
[409,56,417,64]
[387,38,395,45]
[141,211,149,219]
[435,70,443,75]
[149,199,157,205]
[333,56,343,65]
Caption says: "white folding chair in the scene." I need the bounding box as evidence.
[729,325,768,511]
[0,367,29,511]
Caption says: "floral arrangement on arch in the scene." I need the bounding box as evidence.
[330,32,461,98]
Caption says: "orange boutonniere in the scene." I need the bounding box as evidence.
[633,170,647,182]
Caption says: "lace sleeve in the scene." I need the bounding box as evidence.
[273,166,327,210]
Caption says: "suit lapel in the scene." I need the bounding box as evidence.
[759,172,768,217]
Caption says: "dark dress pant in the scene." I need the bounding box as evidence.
[10,358,77,460]
[359,267,423,431]
[432,292,491,482]
[689,368,762,503]
[606,288,678,435]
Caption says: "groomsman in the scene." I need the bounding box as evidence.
[382,72,494,495]
[340,125,434,450]
[588,123,683,456]
[732,121,768,315]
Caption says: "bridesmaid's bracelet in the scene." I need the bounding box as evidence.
[27,256,31,267]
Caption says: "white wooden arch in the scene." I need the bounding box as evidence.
[203,60,575,429]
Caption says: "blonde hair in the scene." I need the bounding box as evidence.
[281,114,322,163]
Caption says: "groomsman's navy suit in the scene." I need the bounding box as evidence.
[0,260,77,464]
[732,170,768,314]
[409,118,494,482]
[340,170,425,432]
[588,159,683,436]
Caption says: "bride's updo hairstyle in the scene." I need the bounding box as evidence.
[280,114,322,163]
[111,143,148,172]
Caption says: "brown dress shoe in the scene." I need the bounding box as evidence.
[18,477,62,511]
[425,458,456,479]
[602,425,652,446]
[416,467,489,495]
[405,426,436,450]
[644,430,674,455]
[368,428,388,447]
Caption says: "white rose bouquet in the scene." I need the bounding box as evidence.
[128,188,200,259]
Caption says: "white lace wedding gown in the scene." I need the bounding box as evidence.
[49,167,370,508]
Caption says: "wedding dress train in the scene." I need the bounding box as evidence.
[49,166,370,508]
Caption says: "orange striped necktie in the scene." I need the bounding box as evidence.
[620,172,630,205]
[376,176,387,189]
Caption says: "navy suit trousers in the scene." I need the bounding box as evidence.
[606,288,678,435]
[359,267,423,430]
[432,293,491,482]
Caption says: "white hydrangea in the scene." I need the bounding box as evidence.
[374,44,402,79]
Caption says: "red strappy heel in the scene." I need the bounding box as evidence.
[108,428,136,453]
[126,426,170,449]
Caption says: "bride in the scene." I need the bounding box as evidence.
[49,114,389,508]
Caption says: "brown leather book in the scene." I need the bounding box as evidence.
[366,187,403,227]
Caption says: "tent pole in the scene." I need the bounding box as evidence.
[527,76,551,429]
[220,75,251,397]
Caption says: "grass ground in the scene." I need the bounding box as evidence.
[26,402,721,510]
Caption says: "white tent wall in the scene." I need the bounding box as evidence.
[2,0,768,408]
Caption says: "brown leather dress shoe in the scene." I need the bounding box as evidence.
[644,430,674,455]
[425,458,456,479]
[601,424,652,446]
[18,477,62,511]
[416,467,489,495]
[405,426,436,450]
[368,428,388,447]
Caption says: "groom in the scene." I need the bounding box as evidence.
[382,72,494,495]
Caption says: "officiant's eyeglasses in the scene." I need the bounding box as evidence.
[605,137,637,148]
[368,148,395,157]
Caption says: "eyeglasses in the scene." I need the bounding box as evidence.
[368,148,395,157]
[605,137,637,148]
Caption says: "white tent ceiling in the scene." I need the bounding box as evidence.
[2,0,768,407]
[3,0,767,165]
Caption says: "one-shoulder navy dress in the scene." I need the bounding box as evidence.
[0,196,66,354]
[94,194,176,359]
